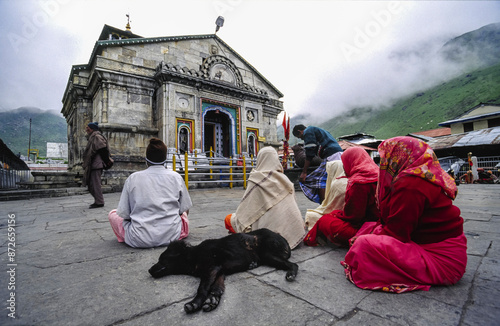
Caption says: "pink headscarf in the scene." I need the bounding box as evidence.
[341,147,379,192]
[377,136,458,202]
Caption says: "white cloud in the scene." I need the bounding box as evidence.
[0,0,499,120]
[295,1,500,121]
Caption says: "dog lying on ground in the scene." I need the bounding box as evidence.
[149,228,298,313]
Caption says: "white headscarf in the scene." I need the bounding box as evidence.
[230,147,305,248]
[304,160,348,230]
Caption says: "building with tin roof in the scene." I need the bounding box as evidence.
[426,103,500,157]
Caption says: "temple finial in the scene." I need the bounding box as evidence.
[126,14,131,32]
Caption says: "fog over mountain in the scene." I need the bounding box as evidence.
[299,22,500,125]
[1,1,499,118]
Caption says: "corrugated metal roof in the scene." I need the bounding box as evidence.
[411,128,451,138]
[338,140,377,151]
[427,127,500,149]
[454,127,500,146]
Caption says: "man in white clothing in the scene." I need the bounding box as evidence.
[108,138,192,248]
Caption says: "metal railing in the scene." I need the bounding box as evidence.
[439,155,500,179]
[476,156,500,173]
[0,169,33,189]
[167,150,257,189]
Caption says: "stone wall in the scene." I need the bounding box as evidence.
[62,33,284,188]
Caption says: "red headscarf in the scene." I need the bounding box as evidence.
[377,136,457,202]
[341,147,379,192]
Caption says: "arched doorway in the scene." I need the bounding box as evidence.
[204,109,231,157]
[248,134,255,156]
[176,118,194,154]
[178,126,189,154]
[247,130,258,157]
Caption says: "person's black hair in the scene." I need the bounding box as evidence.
[292,124,306,137]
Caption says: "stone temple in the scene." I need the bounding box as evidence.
[61,24,284,187]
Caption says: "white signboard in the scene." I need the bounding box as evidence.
[46,142,68,159]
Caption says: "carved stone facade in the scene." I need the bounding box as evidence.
[61,25,284,185]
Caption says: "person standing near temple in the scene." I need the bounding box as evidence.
[82,122,112,209]
[292,124,343,203]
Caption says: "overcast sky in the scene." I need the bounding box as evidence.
[0,0,499,122]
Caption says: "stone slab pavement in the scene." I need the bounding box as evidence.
[0,184,499,326]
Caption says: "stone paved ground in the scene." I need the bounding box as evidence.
[0,183,499,326]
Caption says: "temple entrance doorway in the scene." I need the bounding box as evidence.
[204,109,231,157]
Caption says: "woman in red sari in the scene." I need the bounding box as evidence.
[304,147,379,247]
[342,136,467,293]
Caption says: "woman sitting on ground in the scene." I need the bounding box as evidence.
[224,146,305,249]
[108,138,192,248]
[304,160,347,231]
[341,136,467,293]
[304,147,379,247]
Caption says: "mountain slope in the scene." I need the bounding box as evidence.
[0,107,67,157]
[319,63,500,139]
[440,22,500,69]
[282,22,500,142]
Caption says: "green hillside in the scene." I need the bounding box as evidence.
[0,107,67,157]
[320,63,500,139]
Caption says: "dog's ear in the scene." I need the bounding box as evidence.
[171,239,190,248]
[161,240,189,257]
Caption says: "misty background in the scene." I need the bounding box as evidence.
[0,0,499,123]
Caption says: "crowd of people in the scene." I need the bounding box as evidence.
[87,120,469,294]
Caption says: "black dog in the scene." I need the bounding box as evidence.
[149,228,298,313]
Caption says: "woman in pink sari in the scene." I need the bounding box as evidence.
[342,136,467,293]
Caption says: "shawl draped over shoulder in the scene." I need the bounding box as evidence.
[230,147,305,249]
[341,137,465,293]
[82,131,108,186]
[304,161,347,230]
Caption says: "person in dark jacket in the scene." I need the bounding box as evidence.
[82,122,112,209]
[292,124,343,203]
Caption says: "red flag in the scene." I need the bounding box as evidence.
[282,112,290,141]
[282,112,290,169]
[286,115,290,139]
[282,112,287,134]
